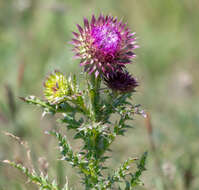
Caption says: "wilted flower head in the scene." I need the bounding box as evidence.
[72,14,138,77]
[103,70,138,93]
[43,71,68,104]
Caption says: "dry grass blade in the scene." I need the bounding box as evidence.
[4,85,16,121]
[3,131,33,171]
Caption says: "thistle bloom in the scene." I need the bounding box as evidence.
[103,70,138,93]
[72,14,138,77]
[43,71,68,104]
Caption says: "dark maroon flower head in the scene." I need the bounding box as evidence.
[103,70,138,93]
[71,14,138,77]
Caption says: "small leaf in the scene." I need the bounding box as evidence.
[20,96,56,114]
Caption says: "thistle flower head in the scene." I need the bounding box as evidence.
[103,70,138,93]
[43,71,68,104]
[72,14,138,77]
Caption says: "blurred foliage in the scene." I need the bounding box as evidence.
[0,0,199,189]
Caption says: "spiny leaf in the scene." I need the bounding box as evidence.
[3,160,60,190]
[130,152,147,187]
[105,157,138,189]
[19,96,56,114]
[58,113,83,129]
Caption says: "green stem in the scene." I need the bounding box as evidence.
[85,74,103,188]
[89,74,101,122]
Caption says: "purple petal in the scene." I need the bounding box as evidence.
[128,32,136,37]
[72,32,79,38]
[84,17,89,29]
[88,65,96,74]
[77,24,83,33]
[74,53,81,58]
[72,39,81,45]
[98,13,103,22]
[95,70,99,78]
[91,14,96,26]
[101,66,106,73]
[80,61,86,66]
[69,40,80,46]
[126,52,135,56]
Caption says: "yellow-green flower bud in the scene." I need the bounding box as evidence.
[43,71,68,104]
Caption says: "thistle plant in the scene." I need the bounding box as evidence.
[4,14,147,190]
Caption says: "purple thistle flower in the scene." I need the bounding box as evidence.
[103,70,138,93]
[71,14,138,77]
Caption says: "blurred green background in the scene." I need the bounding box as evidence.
[0,0,199,189]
